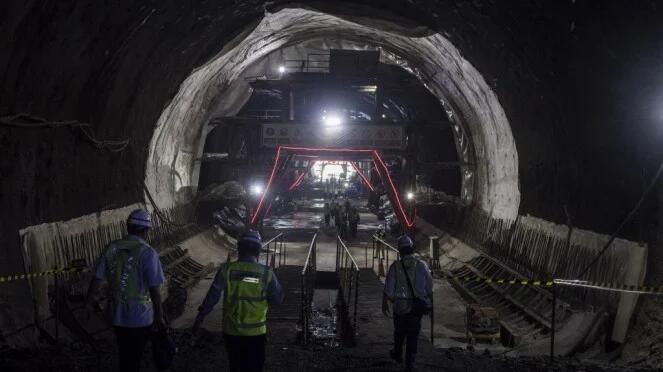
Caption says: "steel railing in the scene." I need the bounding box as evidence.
[260,233,286,268]
[369,235,400,277]
[336,236,360,340]
[300,233,317,345]
[284,53,330,73]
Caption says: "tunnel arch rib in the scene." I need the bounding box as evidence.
[145,6,520,220]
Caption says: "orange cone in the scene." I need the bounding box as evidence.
[378,258,385,278]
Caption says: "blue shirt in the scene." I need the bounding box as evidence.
[197,256,284,320]
[384,255,433,315]
[94,235,165,327]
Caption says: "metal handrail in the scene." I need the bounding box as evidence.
[370,235,400,276]
[260,233,286,268]
[300,233,317,345]
[336,236,360,341]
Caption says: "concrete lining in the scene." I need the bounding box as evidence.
[145,6,519,220]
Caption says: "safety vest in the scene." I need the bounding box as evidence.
[105,239,151,305]
[394,256,423,300]
[222,261,272,336]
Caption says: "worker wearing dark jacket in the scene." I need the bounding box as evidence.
[382,236,433,371]
[193,230,284,372]
[348,208,360,239]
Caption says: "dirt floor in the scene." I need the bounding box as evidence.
[0,327,654,372]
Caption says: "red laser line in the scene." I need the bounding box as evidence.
[251,146,282,225]
[251,146,415,230]
[349,161,375,192]
[264,200,274,217]
[372,150,415,228]
[288,172,306,191]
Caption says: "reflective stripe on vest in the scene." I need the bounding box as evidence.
[394,256,422,299]
[222,261,272,336]
[105,239,151,305]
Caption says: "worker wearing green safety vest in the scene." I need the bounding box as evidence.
[194,230,283,372]
[87,209,166,372]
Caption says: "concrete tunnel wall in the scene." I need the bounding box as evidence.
[145,6,520,220]
[1,0,662,343]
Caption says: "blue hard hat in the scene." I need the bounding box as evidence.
[397,235,414,249]
[127,209,152,228]
[240,230,262,247]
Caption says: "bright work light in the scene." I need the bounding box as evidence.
[322,114,342,127]
[250,184,263,196]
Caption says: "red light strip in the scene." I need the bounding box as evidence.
[250,146,282,225]
[264,200,274,217]
[349,162,375,192]
[251,146,415,230]
[372,150,415,228]
[288,172,306,191]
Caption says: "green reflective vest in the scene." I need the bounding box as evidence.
[222,261,272,336]
[105,239,151,305]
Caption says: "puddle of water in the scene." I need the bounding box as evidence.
[309,289,341,348]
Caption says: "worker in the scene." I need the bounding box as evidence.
[87,209,166,372]
[330,198,337,227]
[382,236,433,372]
[338,205,348,239]
[193,230,284,372]
[324,201,331,227]
[348,207,360,239]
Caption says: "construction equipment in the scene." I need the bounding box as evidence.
[465,304,500,345]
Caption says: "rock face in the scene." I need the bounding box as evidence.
[0,0,661,353]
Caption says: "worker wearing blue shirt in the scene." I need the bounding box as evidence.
[87,209,166,372]
[383,235,433,372]
[193,230,283,372]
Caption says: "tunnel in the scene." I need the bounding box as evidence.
[1,1,662,371]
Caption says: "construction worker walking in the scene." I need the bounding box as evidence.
[348,207,360,239]
[382,236,433,372]
[193,230,284,372]
[87,209,167,372]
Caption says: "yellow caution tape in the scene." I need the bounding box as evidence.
[0,267,90,283]
[443,274,554,287]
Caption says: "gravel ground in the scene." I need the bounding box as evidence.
[2,328,655,372]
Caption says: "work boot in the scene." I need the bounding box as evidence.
[389,349,403,363]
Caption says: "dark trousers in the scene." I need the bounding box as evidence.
[393,313,423,366]
[223,333,266,372]
[114,325,152,372]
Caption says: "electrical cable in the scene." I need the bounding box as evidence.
[578,162,663,279]
[0,113,130,152]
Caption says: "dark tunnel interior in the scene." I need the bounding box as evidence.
[1,1,662,371]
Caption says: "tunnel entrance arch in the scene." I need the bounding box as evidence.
[251,146,415,231]
[145,5,520,221]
